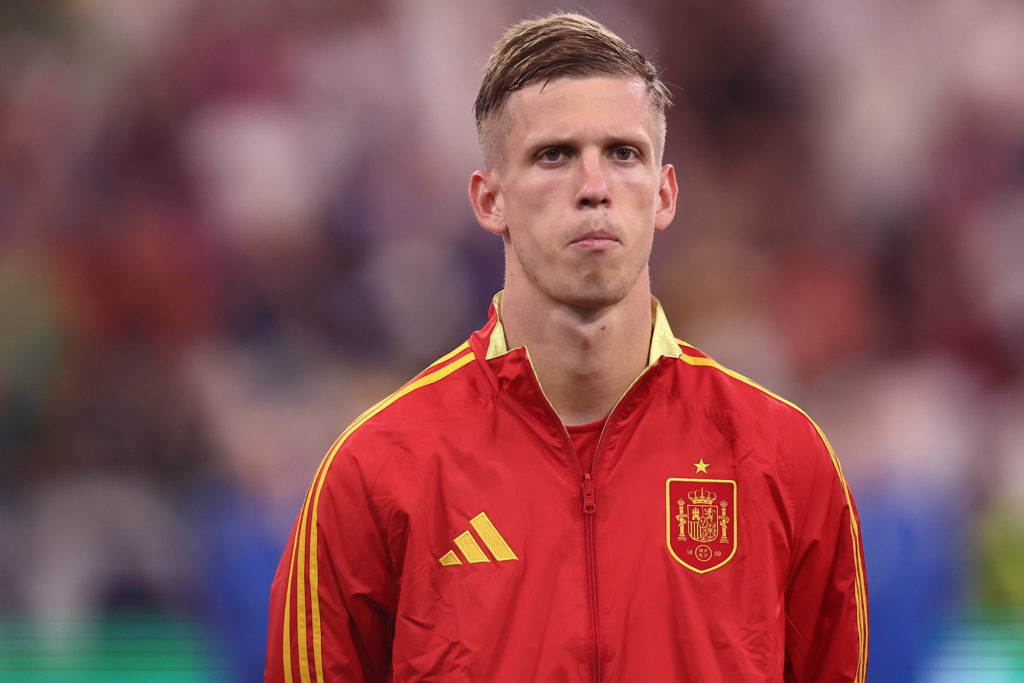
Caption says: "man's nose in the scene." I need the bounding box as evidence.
[575,152,611,208]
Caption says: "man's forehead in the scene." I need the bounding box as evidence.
[504,76,656,140]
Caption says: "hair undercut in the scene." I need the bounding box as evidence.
[474,12,672,169]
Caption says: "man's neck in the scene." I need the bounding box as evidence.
[500,279,654,426]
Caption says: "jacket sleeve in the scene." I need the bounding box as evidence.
[783,419,869,683]
[266,443,397,682]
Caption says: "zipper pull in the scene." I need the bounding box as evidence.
[582,473,597,514]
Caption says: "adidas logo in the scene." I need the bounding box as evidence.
[438,512,519,566]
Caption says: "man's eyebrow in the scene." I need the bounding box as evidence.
[526,138,576,151]
[604,135,651,150]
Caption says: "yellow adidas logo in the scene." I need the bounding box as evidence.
[438,512,519,566]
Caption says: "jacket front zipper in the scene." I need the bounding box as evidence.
[582,472,600,683]
[532,349,659,683]
[580,364,656,683]
[561,425,602,683]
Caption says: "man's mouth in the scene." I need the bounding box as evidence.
[570,230,620,249]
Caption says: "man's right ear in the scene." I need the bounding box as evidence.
[469,170,507,237]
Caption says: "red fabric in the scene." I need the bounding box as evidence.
[566,419,604,474]
[266,301,868,682]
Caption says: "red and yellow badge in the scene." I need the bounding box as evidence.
[665,478,737,573]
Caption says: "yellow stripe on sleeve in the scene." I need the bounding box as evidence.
[281,476,319,683]
[303,351,477,683]
[282,428,346,683]
[675,346,869,682]
[281,342,473,683]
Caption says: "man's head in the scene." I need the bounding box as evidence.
[468,14,678,312]
[474,13,672,170]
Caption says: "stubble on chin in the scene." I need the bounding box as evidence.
[550,266,639,310]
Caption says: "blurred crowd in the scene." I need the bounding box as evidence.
[1,0,1022,680]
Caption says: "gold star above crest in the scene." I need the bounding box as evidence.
[694,458,710,474]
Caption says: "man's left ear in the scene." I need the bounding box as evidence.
[654,164,678,232]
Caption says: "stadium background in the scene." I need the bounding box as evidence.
[1,0,1023,680]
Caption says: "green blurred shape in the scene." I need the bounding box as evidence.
[0,610,225,683]
[975,499,1024,610]
[920,610,1024,683]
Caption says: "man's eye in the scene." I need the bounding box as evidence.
[613,147,636,161]
[541,148,563,162]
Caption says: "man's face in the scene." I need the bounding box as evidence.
[472,75,676,310]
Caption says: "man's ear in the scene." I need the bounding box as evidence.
[469,170,507,237]
[654,164,678,232]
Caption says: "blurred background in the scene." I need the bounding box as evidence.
[1,0,1022,680]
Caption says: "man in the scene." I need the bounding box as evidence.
[266,13,868,682]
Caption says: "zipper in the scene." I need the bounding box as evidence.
[557,422,601,682]
[581,472,600,683]
[580,363,657,683]
[523,346,660,683]
[576,364,659,683]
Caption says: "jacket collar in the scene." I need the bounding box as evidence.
[482,290,682,366]
[469,291,681,465]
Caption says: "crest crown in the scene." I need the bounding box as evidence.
[688,487,717,505]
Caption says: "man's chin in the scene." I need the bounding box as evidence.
[556,284,630,310]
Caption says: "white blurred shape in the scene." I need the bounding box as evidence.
[20,476,189,618]
[185,103,316,242]
[809,354,981,491]
[961,191,1024,349]
[954,0,1024,124]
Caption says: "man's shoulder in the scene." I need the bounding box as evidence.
[333,341,487,453]
[294,341,491,517]
[665,339,816,430]
[663,341,837,472]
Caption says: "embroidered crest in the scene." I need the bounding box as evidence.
[666,478,737,573]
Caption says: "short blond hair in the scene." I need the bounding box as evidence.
[474,13,672,167]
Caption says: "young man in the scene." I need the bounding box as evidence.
[266,13,868,682]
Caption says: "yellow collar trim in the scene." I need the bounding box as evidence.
[485,291,682,364]
[649,296,682,364]
[485,292,511,360]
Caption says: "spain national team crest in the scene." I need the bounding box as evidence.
[666,478,737,573]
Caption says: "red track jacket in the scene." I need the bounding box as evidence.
[267,296,868,682]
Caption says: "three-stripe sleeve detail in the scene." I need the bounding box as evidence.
[279,344,475,682]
